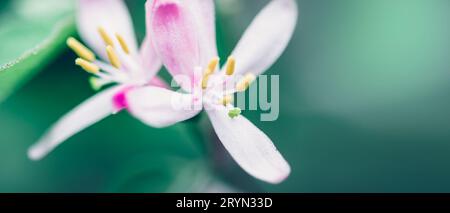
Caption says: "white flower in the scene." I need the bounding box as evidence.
[28,0,166,160]
[127,0,298,183]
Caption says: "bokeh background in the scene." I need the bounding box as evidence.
[1,0,450,192]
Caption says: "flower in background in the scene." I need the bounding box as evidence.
[28,0,166,160]
[125,0,298,183]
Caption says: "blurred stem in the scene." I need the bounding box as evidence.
[177,112,210,158]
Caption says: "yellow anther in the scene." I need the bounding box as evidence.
[66,37,95,61]
[75,58,100,74]
[236,73,256,92]
[202,74,211,90]
[115,33,130,54]
[201,57,220,89]
[219,95,234,106]
[98,27,114,47]
[225,56,236,76]
[204,57,219,75]
[106,45,121,68]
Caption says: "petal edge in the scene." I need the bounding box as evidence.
[126,86,202,128]
[206,107,290,184]
[228,0,298,76]
[28,86,124,160]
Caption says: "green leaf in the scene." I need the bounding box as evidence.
[0,0,75,103]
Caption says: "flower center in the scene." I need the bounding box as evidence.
[66,26,144,91]
[200,56,256,118]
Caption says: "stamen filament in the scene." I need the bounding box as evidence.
[95,61,121,75]
[106,45,122,68]
[75,58,100,74]
[219,95,234,106]
[115,33,130,54]
[66,37,95,61]
[236,73,256,92]
[114,44,142,74]
[98,27,114,47]
[225,56,236,76]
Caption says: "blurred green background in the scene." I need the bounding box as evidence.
[2,0,450,192]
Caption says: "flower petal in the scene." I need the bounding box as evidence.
[149,76,168,88]
[77,0,138,59]
[228,0,298,76]
[126,86,202,128]
[147,0,217,87]
[28,86,124,160]
[206,107,290,184]
[147,0,199,80]
[139,36,162,81]
[185,0,218,64]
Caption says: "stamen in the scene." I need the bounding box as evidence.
[219,95,234,106]
[98,27,114,47]
[236,73,256,92]
[225,56,236,76]
[115,33,130,54]
[66,37,95,61]
[205,57,220,75]
[106,45,121,68]
[89,77,111,91]
[202,74,211,90]
[202,57,220,89]
[75,58,100,74]
[228,107,241,119]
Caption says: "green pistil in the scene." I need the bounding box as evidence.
[228,108,241,119]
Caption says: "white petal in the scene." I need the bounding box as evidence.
[140,36,162,81]
[206,107,290,184]
[185,0,218,64]
[126,86,201,128]
[77,0,138,59]
[28,86,124,160]
[228,0,298,76]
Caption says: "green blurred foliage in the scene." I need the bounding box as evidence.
[0,0,76,103]
[217,0,450,192]
[0,0,211,193]
[2,0,450,193]
[0,50,210,192]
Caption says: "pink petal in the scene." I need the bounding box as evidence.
[227,0,298,76]
[149,76,168,88]
[139,36,162,81]
[206,107,291,184]
[147,0,217,88]
[126,86,202,128]
[28,86,125,160]
[77,0,138,60]
[147,0,199,82]
[112,86,133,112]
[185,0,218,64]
